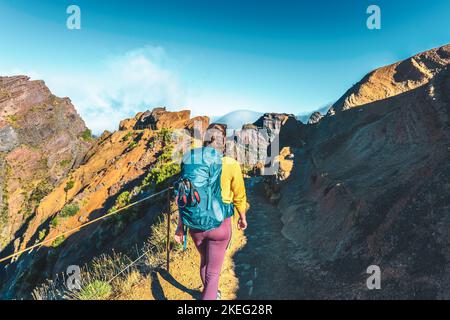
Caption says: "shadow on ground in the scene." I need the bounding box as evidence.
[150,267,201,300]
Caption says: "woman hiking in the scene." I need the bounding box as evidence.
[174,124,248,300]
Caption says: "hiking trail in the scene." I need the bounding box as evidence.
[117,177,307,300]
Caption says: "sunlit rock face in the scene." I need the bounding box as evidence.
[0,76,91,250]
[0,103,210,299]
[328,44,450,115]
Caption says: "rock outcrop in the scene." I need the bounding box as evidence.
[119,107,209,133]
[0,76,91,250]
[307,111,324,125]
[232,113,304,172]
[253,113,305,146]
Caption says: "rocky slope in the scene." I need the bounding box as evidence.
[0,107,208,299]
[0,76,91,252]
[328,44,450,115]
[276,46,450,298]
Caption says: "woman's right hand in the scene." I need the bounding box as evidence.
[174,227,184,244]
[238,217,248,230]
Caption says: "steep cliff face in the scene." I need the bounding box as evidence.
[253,113,305,148]
[0,76,91,250]
[232,113,304,172]
[328,44,450,115]
[278,63,450,297]
[1,107,209,299]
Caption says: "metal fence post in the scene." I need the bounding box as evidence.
[166,188,171,272]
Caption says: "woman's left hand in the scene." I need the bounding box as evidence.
[174,226,184,244]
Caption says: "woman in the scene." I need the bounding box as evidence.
[175,124,248,300]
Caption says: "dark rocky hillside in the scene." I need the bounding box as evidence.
[277,50,450,298]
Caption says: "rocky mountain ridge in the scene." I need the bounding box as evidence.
[328,44,450,115]
[0,76,91,251]
[0,106,209,298]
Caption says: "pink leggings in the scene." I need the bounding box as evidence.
[189,217,232,300]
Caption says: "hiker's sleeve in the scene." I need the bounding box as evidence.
[231,161,247,215]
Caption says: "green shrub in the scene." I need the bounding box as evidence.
[60,203,80,218]
[1,181,8,224]
[145,162,180,188]
[30,180,52,204]
[158,146,174,163]
[81,129,93,141]
[64,180,75,193]
[59,159,71,168]
[50,216,59,228]
[78,280,112,300]
[158,128,173,145]
[122,131,133,142]
[108,191,131,215]
[0,206,8,225]
[38,229,47,241]
[51,235,66,248]
[6,115,19,127]
[115,191,131,208]
[128,141,138,150]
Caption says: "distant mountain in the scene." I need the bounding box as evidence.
[296,104,332,124]
[213,109,263,129]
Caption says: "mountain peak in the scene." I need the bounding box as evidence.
[329,44,450,114]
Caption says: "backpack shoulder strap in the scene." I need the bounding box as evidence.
[206,162,214,210]
[183,224,188,251]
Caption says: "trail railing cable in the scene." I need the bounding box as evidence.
[108,206,177,283]
[0,187,174,266]
[107,248,153,284]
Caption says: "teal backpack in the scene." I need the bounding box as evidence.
[175,147,233,241]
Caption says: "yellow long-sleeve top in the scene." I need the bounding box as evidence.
[221,156,247,215]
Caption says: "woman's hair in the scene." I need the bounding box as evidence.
[203,123,227,153]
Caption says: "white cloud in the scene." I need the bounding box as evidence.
[43,46,185,134]
[1,46,260,134]
[185,90,262,118]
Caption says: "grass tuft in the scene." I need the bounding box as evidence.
[77,280,112,300]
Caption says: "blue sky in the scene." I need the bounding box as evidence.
[0,0,449,133]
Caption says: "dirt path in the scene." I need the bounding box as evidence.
[232,178,306,299]
[117,177,305,300]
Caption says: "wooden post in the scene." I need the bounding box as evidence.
[166,188,171,273]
